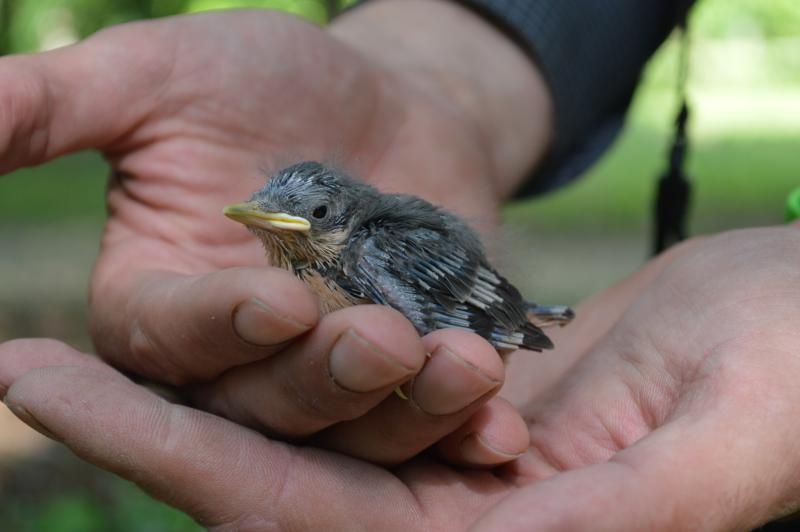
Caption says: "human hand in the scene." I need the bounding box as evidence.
[0,2,551,463]
[0,339,522,530]
[5,226,800,530]
[483,225,800,530]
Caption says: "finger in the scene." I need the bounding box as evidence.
[0,21,175,172]
[316,329,505,465]
[90,267,319,385]
[435,397,530,468]
[3,352,423,529]
[0,338,113,399]
[472,414,792,532]
[193,305,426,437]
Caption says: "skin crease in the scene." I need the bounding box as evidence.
[2,1,800,530]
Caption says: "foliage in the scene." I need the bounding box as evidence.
[0,152,106,223]
[185,0,332,24]
[1,0,799,55]
[692,0,800,39]
[0,0,347,53]
[1,481,201,532]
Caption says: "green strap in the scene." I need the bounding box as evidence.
[787,188,800,223]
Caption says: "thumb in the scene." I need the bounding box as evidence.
[0,20,173,173]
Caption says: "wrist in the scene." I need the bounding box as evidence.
[330,0,553,200]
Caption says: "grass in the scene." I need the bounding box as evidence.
[3,490,200,532]
[504,122,798,234]
[0,447,201,532]
[503,80,799,235]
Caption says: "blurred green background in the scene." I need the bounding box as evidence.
[0,0,798,530]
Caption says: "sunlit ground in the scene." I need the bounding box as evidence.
[1,6,798,530]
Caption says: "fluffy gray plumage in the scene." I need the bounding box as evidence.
[244,161,572,352]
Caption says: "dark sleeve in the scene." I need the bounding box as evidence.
[344,0,693,196]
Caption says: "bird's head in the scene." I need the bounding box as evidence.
[223,161,373,268]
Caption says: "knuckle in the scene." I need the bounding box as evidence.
[0,63,51,166]
[285,384,343,426]
[271,375,363,434]
[127,318,187,385]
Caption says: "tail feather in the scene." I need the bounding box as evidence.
[524,302,575,327]
[489,322,553,352]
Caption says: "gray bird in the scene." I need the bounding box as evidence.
[223,161,573,352]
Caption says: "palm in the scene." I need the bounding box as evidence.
[95,11,390,275]
[93,10,493,279]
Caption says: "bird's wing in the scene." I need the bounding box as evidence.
[342,226,477,305]
[340,227,551,350]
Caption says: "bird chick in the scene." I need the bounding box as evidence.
[224,161,573,352]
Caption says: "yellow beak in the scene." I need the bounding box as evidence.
[223,202,311,232]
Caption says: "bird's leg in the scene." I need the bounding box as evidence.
[393,350,432,400]
[525,303,575,328]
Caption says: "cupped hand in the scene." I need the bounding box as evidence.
[0,4,550,465]
[484,225,800,530]
[4,226,800,530]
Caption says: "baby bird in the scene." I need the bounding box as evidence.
[224,161,573,352]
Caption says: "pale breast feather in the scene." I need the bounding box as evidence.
[300,269,365,314]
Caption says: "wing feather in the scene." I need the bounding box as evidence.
[339,226,552,351]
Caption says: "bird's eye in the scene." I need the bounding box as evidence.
[311,205,328,219]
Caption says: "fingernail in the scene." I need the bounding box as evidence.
[412,347,499,416]
[329,329,416,393]
[3,401,59,441]
[459,433,526,465]
[233,297,312,345]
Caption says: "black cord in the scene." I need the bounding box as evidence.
[653,19,693,255]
